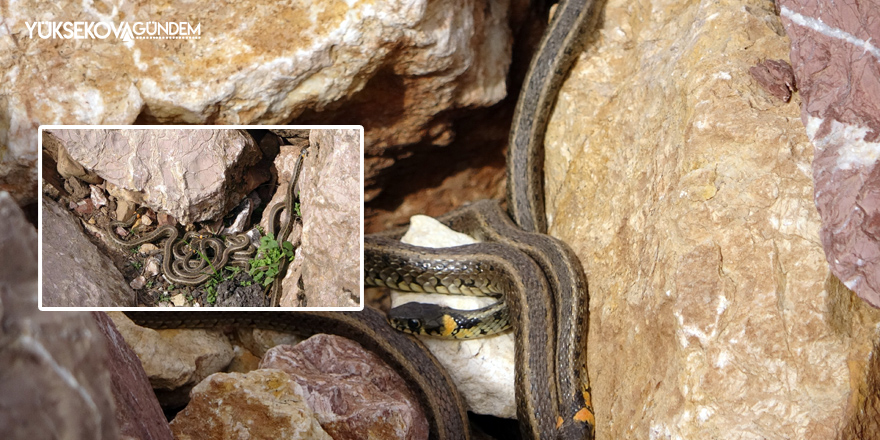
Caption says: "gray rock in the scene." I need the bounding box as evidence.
[0,192,119,439]
[41,196,135,307]
[48,128,262,224]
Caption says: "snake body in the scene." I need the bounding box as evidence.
[367,0,601,437]
[124,0,600,438]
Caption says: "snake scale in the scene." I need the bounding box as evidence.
[126,0,601,438]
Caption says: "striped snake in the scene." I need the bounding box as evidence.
[105,146,307,293]
[126,0,601,438]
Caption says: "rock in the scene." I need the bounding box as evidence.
[47,129,262,224]
[109,312,234,408]
[170,293,187,307]
[778,1,880,308]
[143,256,161,277]
[392,215,516,418]
[295,129,361,307]
[169,370,330,440]
[0,192,119,438]
[235,328,303,359]
[140,243,160,254]
[115,198,136,224]
[73,198,95,216]
[91,312,174,440]
[3,1,512,206]
[261,334,429,440]
[130,276,147,290]
[41,196,136,307]
[90,184,108,208]
[543,0,880,438]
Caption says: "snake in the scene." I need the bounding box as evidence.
[123,0,600,438]
[262,146,308,306]
[365,0,602,437]
[104,147,308,292]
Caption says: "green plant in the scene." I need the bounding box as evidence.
[294,202,301,218]
[131,260,143,270]
[248,233,294,287]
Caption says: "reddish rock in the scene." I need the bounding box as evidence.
[92,312,173,440]
[261,334,429,440]
[779,0,880,307]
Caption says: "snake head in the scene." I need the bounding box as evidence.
[387,302,451,337]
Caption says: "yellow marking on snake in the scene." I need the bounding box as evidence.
[441,314,457,337]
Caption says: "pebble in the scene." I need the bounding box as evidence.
[130,275,146,290]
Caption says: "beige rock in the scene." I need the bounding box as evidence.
[2,0,512,205]
[297,129,361,307]
[109,312,234,408]
[170,293,187,307]
[48,128,262,224]
[543,0,880,438]
[169,370,330,440]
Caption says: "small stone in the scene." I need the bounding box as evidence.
[74,200,95,216]
[143,257,161,277]
[140,214,154,226]
[170,293,186,307]
[116,200,135,223]
[90,185,108,208]
[130,276,147,290]
[139,243,160,254]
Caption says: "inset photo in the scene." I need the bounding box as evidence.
[39,126,363,309]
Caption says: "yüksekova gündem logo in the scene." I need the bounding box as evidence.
[25,21,200,42]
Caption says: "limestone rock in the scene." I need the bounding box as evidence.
[92,312,174,440]
[778,0,880,308]
[109,312,234,408]
[46,129,262,224]
[2,0,513,205]
[41,196,136,307]
[297,129,361,307]
[543,0,880,438]
[261,334,429,440]
[169,370,330,440]
[0,192,119,439]
[394,215,516,418]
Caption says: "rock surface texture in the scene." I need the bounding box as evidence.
[108,312,235,408]
[777,0,880,309]
[169,369,331,440]
[47,129,262,224]
[543,0,880,438]
[91,312,174,440]
[1,0,512,204]
[297,129,361,307]
[260,334,429,440]
[0,192,120,439]
[41,196,136,307]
